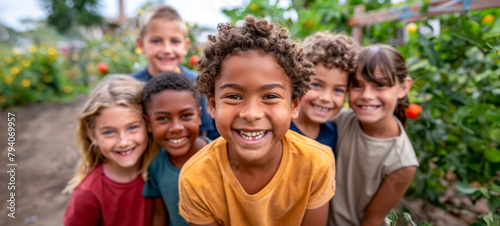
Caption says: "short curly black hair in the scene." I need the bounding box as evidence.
[195,15,315,99]
[142,72,200,112]
[302,31,359,76]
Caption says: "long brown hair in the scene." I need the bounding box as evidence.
[63,75,158,193]
[354,44,410,128]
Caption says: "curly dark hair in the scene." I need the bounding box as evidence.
[142,72,200,111]
[302,31,359,75]
[195,15,315,99]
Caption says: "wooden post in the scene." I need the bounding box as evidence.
[352,5,365,45]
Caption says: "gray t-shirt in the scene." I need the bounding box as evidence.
[328,109,419,226]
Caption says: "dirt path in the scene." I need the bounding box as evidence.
[0,95,87,226]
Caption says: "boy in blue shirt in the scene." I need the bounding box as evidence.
[290,32,359,157]
[131,4,217,138]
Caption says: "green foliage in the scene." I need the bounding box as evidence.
[471,212,500,226]
[42,0,102,33]
[404,9,500,209]
[0,45,82,108]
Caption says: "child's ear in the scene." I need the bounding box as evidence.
[208,97,216,119]
[143,114,152,133]
[397,77,413,99]
[290,97,303,120]
[86,126,96,144]
[136,37,144,53]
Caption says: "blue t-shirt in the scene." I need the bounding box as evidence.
[289,121,337,158]
[131,65,216,135]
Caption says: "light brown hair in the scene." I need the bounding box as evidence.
[63,75,158,193]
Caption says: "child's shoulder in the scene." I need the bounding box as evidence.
[286,130,334,161]
[75,164,105,192]
[180,137,223,175]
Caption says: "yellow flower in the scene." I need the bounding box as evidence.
[22,60,31,68]
[0,95,6,103]
[47,47,57,56]
[10,66,21,75]
[42,75,53,83]
[21,79,31,87]
[4,56,13,64]
[406,23,418,34]
[344,102,349,108]
[134,48,142,55]
[112,55,120,62]
[250,3,258,12]
[63,86,72,93]
[37,83,46,90]
[4,75,13,84]
[29,45,38,53]
[138,9,144,16]
[482,14,494,24]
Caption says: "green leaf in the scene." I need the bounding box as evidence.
[479,187,491,199]
[490,183,500,193]
[482,212,500,226]
[419,222,433,226]
[388,209,398,226]
[484,147,500,163]
[455,182,478,194]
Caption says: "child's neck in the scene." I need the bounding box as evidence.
[103,162,140,183]
[227,141,283,195]
[359,117,401,139]
[293,113,320,139]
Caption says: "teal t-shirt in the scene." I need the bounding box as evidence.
[143,137,211,226]
[143,147,185,226]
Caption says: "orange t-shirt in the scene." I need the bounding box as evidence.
[179,130,335,225]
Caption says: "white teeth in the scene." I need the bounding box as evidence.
[313,105,330,112]
[238,130,266,140]
[361,106,377,110]
[117,149,133,155]
[169,137,187,144]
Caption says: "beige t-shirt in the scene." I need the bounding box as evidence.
[328,109,419,226]
[179,130,335,225]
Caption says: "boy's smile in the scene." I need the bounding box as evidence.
[146,90,201,161]
[298,64,348,124]
[209,50,300,163]
[136,18,190,75]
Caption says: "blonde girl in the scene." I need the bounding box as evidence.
[63,75,158,226]
[329,44,419,226]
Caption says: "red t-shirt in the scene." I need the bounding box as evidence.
[63,164,153,226]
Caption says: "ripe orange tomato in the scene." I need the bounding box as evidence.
[189,55,200,68]
[406,103,423,120]
[97,62,108,75]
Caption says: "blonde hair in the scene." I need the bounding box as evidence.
[138,4,187,38]
[63,75,158,193]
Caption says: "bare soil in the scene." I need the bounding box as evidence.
[0,95,86,226]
